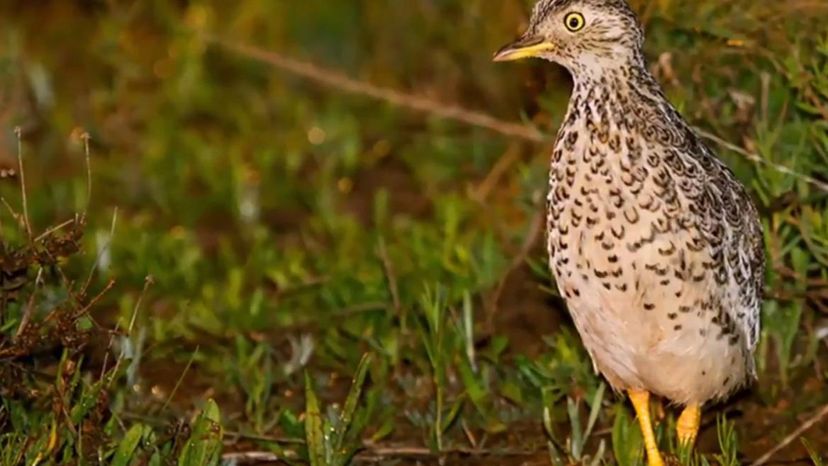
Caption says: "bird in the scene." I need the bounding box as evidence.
[493,1,765,465]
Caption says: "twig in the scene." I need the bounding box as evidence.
[358,443,538,461]
[222,444,540,465]
[83,207,118,295]
[121,410,306,446]
[750,402,828,466]
[205,36,548,144]
[340,302,390,317]
[14,267,43,340]
[81,131,92,218]
[486,206,545,329]
[221,451,294,464]
[33,218,77,243]
[14,127,32,240]
[125,409,540,464]
[376,237,401,316]
[208,37,828,195]
[159,345,199,413]
[472,143,523,202]
[104,275,154,385]
[694,128,828,194]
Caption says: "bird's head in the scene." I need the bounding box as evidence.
[494,0,644,74]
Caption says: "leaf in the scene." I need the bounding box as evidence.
[112,424,145,466]
[802,438,825,466]
[177,400,223,466]
[612,404,643,466]
[304,371,326,466]
[332,353,372,454]
[69,379,104,424]
[568,396,584,459]
[440,395,466,434]
[584,383,606,442]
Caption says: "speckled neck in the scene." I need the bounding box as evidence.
[561,56,695,156]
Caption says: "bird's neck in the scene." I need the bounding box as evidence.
[566,58,687,138]
[569,53,659,100]
[557,58,697,161]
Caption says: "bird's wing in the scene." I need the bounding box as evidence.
[694,144,765,353]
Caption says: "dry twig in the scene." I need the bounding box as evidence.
[205,36,547,143]
[750,402,828,466]
[208,37,828,195]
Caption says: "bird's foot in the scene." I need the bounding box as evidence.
[676,403,701,446]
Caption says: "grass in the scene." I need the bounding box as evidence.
[0,0,827,464]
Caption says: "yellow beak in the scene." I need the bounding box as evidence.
[493,36,556,62]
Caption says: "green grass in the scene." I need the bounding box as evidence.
[0,0,827,464]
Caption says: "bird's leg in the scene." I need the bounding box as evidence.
[628,389,665,466]
[677,403,701,446]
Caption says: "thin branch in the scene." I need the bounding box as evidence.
[750,402,828,466]
[221,451,293,464]
[376,237,401,316]
[205,36,548,144]
[14,127,32,240]
[33,218,77,243]
[358,443,539,462]
[208,37,828,195]
[104,275,154,386]
[694,128,828,194]
[159,345,199,413]
[221,444,540,465]
[81,131,92,218]
[486,206,545,330]
[83,207,118,295]
[14,267,43,340]
[472,143,522,202]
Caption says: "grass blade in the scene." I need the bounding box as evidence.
[111,424,145,466]
[304,371,326,466]
[802,438,825,466]
[333,353,372,454]
[584,382,606,441]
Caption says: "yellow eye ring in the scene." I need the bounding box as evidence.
[564,12,586,32]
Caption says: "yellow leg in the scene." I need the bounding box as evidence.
[628,389,665,466]
[677,403,701,446]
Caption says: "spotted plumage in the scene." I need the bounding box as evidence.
[495,0,764,462]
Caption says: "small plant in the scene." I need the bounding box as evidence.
[544,382,607,466]
[612,403,645,466]
[304,353,372,466]
[415,285,465,453]
[177,400,224,466]
[714,415,740,466]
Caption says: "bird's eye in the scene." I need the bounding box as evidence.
[564,12,586,32]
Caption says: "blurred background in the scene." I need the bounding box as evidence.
[0,0,826,464]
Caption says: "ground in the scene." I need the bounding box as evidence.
[0,0,827,465]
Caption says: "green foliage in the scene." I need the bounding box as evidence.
[713,415,740,466]
[803,438,826,466]
[612,403,644,466]
[178,400,223,466]
[0,0,826,465]
[304,354,372,466]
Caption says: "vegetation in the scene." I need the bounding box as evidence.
[0,0,826,464]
